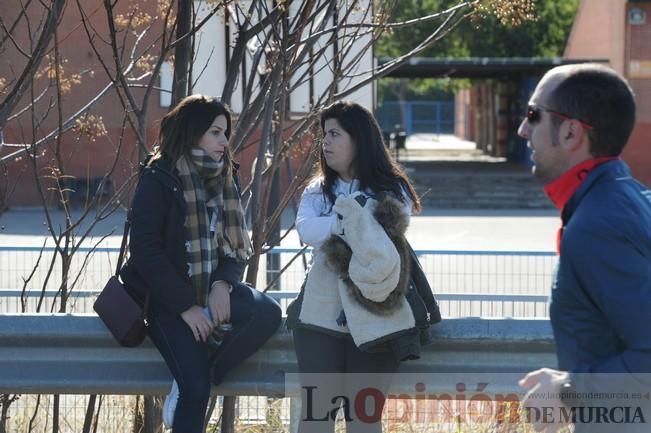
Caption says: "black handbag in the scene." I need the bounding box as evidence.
[93,218,150,347]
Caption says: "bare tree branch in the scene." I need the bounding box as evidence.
[0,80,116,163]
[0,0,35,51]
[0,16,32,58]
[0,0,66,130]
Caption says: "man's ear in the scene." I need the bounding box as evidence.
[560,120,586,152]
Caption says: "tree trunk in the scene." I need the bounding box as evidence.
[220,396,236,433]
[81,395,97,433]
[143,396,161,433]
[0,395,12,433]
[132,395,143,433]
[52,395,60,433]
[171,0,192,106]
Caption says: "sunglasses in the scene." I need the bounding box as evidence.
[526,105,593,130]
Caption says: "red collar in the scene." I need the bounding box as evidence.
[546,157,619,255]
[544,157,619,210]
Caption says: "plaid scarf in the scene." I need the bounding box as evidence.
[176,148,252,305]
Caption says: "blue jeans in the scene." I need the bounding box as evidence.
[147,283,281,433]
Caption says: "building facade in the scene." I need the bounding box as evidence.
[0,1,374,207]
[565,0,651,185]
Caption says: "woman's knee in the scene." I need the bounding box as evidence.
[233,285,281,334]
[256,294,281,330]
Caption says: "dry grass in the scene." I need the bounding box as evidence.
[4,396,572,433]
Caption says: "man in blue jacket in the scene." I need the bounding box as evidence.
[517,63,651,432]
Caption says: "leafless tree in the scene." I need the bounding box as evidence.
[0,0,534,432]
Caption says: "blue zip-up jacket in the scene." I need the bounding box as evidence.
[550,159,651,374]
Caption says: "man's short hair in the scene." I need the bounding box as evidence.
[549,64,636,156]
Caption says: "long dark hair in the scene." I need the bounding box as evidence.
[151,94,233,169]
[317,100,421,212]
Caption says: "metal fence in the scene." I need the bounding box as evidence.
[0,246,556,318]
[376,101,455,136]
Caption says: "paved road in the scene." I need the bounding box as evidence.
[0,207,558,251]
[408,208,557,251]
[0,134,554,250]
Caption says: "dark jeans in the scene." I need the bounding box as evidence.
[293,327,399,433]
[148,283,281,433]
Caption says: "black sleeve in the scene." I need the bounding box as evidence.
[210,256,246,289]
[129,172,196,315]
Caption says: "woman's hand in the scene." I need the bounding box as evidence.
[208,280,231,324]
[180,305,214,342]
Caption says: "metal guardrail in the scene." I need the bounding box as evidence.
[0,314,556,396]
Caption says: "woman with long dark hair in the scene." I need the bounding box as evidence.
[290,100,423,433]
[120,95,281,433]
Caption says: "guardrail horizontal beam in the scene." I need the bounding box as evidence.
[0,315,556,396]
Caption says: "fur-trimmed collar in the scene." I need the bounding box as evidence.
[322,194,410,314]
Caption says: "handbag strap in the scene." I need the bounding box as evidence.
[114,218,130,277]
[114,213,151,322]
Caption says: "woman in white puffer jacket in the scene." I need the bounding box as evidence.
[291,101,421,433]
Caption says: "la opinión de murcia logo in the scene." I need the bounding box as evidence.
[300,382,648,426]
[525,406,646,424]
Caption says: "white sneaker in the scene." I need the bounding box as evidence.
[162,379,179,429]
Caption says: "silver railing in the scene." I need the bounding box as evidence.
[0,314,555,396]
[0,246,556,318]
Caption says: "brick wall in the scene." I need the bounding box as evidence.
[625,2,651,186]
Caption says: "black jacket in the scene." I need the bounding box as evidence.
[120,157,245,315]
